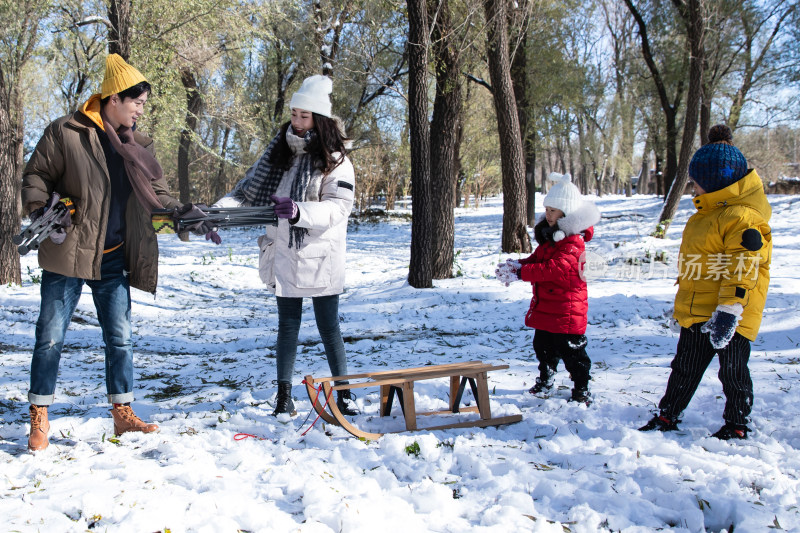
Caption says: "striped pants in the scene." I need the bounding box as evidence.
[658,323,753,426]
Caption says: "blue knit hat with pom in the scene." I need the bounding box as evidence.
[688,142,748,193]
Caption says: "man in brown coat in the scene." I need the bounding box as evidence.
[21,54,201,452]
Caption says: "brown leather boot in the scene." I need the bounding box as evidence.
[110,404,159,436]
[28,404,50,452]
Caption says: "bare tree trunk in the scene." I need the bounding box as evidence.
[638,135,651,194]
[386,170,400,210]
[658,0,705,234]
[539,165,548,195]
[566,132,575,181]
[663,120,679,196]
[596,165,605,197]
[178,68,202,203]
[454,118,464,209]
[621,99,635,198]
[604,0,636,197]
[555,140,566,174]
[271,26,298,124]
[0,80,21,284]
[624,0,684,197]
[699,78,711,145]
[212,125,231,203]
[407,0,432,288]
[312,0,350,74]
[430,0,462,279]
[655,153,664,196]
[509,7,535,227]
[107,0,131,60]
[0,4,41,284]
[576,115,589,192]
[484,0,530,253]
[526,138,536,226]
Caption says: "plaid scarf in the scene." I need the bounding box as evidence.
[239,131,284,207]
[239,128,315,248]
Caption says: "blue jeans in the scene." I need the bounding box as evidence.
[28,247,134,405]
[275,294,348,384]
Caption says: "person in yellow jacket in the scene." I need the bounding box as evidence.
[639,125,771,440]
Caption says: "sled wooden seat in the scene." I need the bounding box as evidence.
[303,361,522,439]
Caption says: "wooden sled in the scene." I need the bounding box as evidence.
[304,361,523,439]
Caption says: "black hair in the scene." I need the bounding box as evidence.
[708,124,733,145]
[100,81,152,106]
[533,218,556,245]
[270,113,349,174]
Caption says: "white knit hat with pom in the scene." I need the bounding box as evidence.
[290,75,333,117]
[543,173,581,216]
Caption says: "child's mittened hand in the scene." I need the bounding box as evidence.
[701,309,740,349]
[495,263,520,286]
[663,308,681,333]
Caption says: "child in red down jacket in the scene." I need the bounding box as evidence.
[497,173,600,404]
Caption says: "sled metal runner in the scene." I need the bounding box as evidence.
[304,361,522,439]
[151,206,278,234]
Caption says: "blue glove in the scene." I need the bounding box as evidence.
[270,195,299,220]
[701,310,738,350]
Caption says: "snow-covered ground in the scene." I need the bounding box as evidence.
[1,193,799,533]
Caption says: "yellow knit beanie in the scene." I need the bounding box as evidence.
[101,54,147,98]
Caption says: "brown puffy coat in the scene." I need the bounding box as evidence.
[21,109,181,294]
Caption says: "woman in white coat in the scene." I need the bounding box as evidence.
[217,75,356,416]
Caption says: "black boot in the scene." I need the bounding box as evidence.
[273,382,297,416]
[569,385,592,405]
[528,376,554,395]
[712,422,749,440]
[528,367,555,395]
[639,414,679,432]
[336,389,359,416]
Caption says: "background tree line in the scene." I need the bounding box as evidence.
[1,0,798,286]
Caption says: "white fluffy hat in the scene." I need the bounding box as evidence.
[543,172,581,216]
[290,75,333,117]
